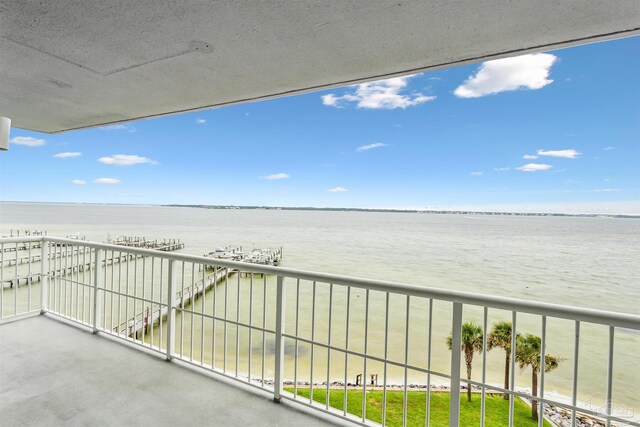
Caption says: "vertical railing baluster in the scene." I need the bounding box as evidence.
[538,316,547,427]
[109,251,114,333]
[326,283,333,410]
[224,268,229,373]
[84,247,89,320]
[449,302,463,427]
[56,244,60,313]
[125,252,130,337]
[343,286,350,415]
[212,266,218,368]
[75,244,79,320]
[362,289,370,423]
[159,258,164,349]
[273,275,285,402]
[571,321,581,427]
[200,264,206,365]
[14,242,18,315]
[382,292,391,424]
[310,281,316,402]
[261,273,267,387]
[150,257,155,349]
[141,257,146,346]
[509,311,517,427]
[180,262,186,358]
[248,271,254,380]
[235,270,240,376]
[294,278,299,398]
[166,259,176,360]
[116,251,122,334]
[481,306,488,427]
[191,263,196,362]
[605,326,614,427]
[403,295,410,427]
[93,249,102,333]
[133,255,138,342]
[426,298,433,427]
[40,240,49,314]
[27,241,32,312]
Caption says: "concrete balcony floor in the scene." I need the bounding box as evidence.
[0,315,338,426]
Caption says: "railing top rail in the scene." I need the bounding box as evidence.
[2,236,638,330]
[0,236,43,244]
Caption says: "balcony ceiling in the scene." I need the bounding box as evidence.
[1,1,638,133]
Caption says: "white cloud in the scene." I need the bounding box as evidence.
[516,163,552,172]
[53,152,82,158]
[356,143,389,152]
[470,171,484,176]
[594,188,621,192]
[196,118,206,124]
[98,154,158,166]
[100,124,128,131]
[537,149,581,159]
[260,173,289,180]
[321,94,339,106]
[70,180,86,185]
[454,53,557,98]
[327,187,348,193]
[321,76,436,109]
[523,154,539,160]
[93,178,121,184]
[493,167,510,172]
[603,146,615,151]
[10,136,45,147]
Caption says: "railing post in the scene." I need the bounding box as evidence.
[92,248,102,333]
[40,239,49,314]
[450,302,463,427]
[273,275,285,402]
[166,259,176,361]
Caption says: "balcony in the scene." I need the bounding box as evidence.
[1,236,639,426]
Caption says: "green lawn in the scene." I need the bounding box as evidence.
[284,388,552,427]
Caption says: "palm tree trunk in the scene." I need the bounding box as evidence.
[531,369,539,421]
[503,351,510,400]
[467,361,473,402]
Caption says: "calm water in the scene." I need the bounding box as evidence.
[1,202,638,419]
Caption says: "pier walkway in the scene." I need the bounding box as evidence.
[115,267,234,337]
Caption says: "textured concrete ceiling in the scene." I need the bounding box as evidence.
[1,1,638,133]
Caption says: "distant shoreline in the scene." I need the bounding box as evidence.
[1,201,638,219]
[163,204,640,219]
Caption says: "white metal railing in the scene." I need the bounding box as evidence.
[1,235,639,427]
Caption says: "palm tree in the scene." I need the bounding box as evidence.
[516,334,561,421]
[447,321,484,402]
[487,321,517,400]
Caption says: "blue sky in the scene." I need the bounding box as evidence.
[1,37,638,214]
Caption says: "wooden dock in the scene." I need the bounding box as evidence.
[108,236,185,252]
[1,246,93,267]
[115,267,235,338]
[1,252,145,288]
[1,235,187,288]
[1,242,43,252]
[1,230,46,252]
[203,245,283,266]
